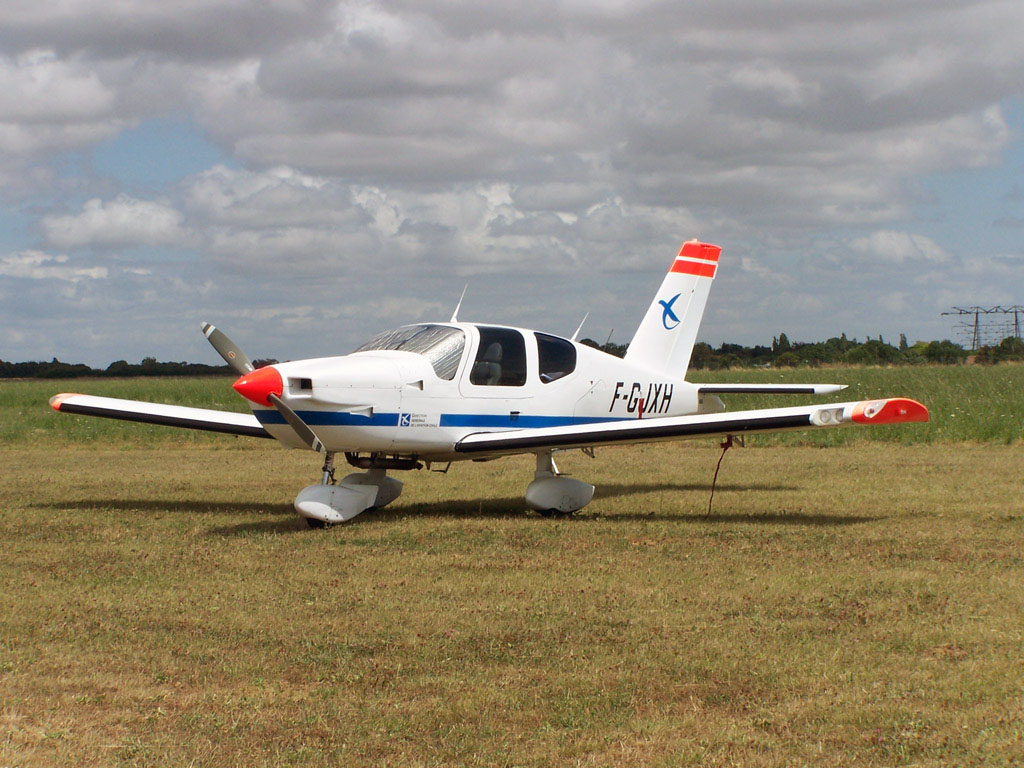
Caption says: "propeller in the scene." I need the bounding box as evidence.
[201,322,254,376]
[267,393,324,453]
[201,321,325,453]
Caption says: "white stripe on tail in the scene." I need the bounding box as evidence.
[623,239,721,375]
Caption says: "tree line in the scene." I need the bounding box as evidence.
[580,333,1024,369]
[3,335,1023,379]
[0,357,278,379]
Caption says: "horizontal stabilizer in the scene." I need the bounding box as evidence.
[696,383,847,395]
[454,397,928,456]
[50,393,271,439]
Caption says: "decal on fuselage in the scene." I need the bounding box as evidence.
[609,381,674,416]
[398,412,440,428]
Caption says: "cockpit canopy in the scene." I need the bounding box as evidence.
[354,323,578,386]
[353,324,465,380]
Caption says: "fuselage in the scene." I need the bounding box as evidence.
[241,322,706,461]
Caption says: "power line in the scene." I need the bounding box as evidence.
[941,306,1023,349]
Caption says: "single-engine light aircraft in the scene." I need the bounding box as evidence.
[51,240,929,527]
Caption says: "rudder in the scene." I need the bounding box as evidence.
[623,240,721,375]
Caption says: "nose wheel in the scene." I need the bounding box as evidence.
[295,451,405,527]
[303,452,336,528]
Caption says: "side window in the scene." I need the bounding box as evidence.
[470,327,527,386]
[536,333,576,383]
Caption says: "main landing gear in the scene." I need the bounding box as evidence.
[295,451,404,528]
[296,450,595,528]
[525,451,595,517]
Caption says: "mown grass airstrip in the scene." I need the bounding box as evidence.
[2,368,1022,766]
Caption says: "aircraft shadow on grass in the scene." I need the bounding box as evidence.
[33,477,880,536]
[367,479,879,527]
[593,481,799,497]
[393,498,879,527]
[35,498,294,516]
[33,498,304,536]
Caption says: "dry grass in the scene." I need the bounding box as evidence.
[2,440,1023,766]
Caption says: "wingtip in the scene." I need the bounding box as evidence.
[851,398,929,425]
[50,393,81,411]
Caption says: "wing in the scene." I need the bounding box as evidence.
[454,397,927,457]
[695,383,846,395]
[50,393,271,439]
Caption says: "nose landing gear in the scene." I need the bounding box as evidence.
[295,451,404,528]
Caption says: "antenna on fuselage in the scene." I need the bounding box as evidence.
[450,285,468,322]
[604,328,614,347]
[571,312,589,341]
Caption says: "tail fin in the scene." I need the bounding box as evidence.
[623,240,721,375]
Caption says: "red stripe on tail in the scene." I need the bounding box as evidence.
[678,240,722,263]
[670,259,717,278]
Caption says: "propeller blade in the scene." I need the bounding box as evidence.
[268,393,325,453]
[201,322,254,376]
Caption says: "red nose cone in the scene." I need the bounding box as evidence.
[233,366,283,406]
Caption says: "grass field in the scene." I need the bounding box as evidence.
[2,369,1023,766]
[690,364,1024,445]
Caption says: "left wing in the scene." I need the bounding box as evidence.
[454,398,928,457]
[50,393,271,439]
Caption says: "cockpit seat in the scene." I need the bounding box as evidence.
[471,342,503,385]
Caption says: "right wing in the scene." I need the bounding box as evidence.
[50,393,271,439]
[454,398,928,457]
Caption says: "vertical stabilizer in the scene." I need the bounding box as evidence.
[623,240,721,375]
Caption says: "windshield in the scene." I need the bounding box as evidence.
[353,324,466,380]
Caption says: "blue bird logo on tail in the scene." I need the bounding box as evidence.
[659,293,682,330]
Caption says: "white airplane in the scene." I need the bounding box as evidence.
[50,240,928,527]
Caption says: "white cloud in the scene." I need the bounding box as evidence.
[729,64,817,107]
[3,1,1022,214]
[184,165,343,227]
[0,1,337,60]
[0,50,113,121]
[0,51,123,159]
[42,195,188,249]
[850,230,954,264]
[0,250,107,281]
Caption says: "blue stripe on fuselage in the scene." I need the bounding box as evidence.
[254,410,399,427]
[439,413,622,428]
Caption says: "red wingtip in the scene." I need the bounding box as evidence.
[50,393,81,411]
[851,398,929,425]
[232,366,283,407]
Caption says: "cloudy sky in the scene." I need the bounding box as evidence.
[1,0,1022,367]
